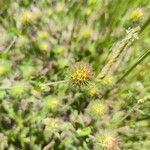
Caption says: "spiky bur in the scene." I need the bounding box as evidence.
[68,62,94,88]
[85,100,108,120]
[96,27,140,81]
[94,131,120,150]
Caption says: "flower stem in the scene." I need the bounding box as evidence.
[40,80,67,86]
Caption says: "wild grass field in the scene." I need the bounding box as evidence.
[0,0,150,150]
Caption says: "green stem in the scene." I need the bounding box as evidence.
[2,36,18,57]
[40,80,67,86]
[0,80,67,91]
[117,49,150,83]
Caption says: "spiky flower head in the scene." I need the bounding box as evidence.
[86,100,107,119]
[94,131,120,150]
[68,62,94,87]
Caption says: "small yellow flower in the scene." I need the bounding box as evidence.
[129,8,143,22]
[0,60,11,76]
[68,62,94,87]
[80,26,92,38]
[20,10,34,25]
[21,65,36,78]
[0,66,7,76]
[87,85,98,96]
[55,2,65,13]
[38,42,49,52]
[45,96,60,111]
[10,82,26,97]
[86,100,107,119]
[37,31,49,40]
[101,75,114,86]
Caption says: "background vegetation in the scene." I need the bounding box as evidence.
[0,0,150,150]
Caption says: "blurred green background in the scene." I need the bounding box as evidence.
[0,0,150,150]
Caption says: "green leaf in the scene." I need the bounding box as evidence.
[77,127,91,137]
